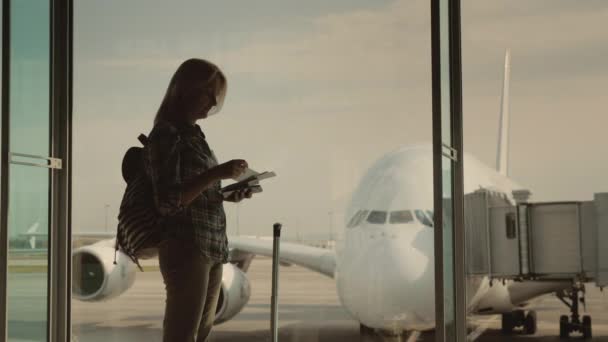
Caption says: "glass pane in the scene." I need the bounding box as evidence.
[462,2,608,340]
[9,0,50,156]
[7,164,49,342]
[6,0,51,341]
[72,1,433,341]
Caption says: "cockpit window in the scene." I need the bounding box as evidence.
[389,210,414,224]
[415,210,434,228]
[367,211,387,224]
[347,210,369,228]
[347,211,360,228]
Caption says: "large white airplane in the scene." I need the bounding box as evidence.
[72,51,588,339]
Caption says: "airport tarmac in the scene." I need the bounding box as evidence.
[7,257,608,341]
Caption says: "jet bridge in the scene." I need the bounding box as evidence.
[465,189,607,286]
[464,189,607,338]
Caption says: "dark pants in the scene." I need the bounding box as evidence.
[159,238,223,342]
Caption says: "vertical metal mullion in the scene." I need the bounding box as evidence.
[0,1,10,341]
[433,0,465,340]
[47,1,54,340]
[49,0,72,341]
[430,0,445,340]
[449,0,466,339]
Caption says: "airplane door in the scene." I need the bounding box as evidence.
[488,206,520,277]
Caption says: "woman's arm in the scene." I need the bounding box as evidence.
[180,159,249,206]
[146,123,248,212]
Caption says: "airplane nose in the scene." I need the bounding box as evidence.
[337,227,436,331]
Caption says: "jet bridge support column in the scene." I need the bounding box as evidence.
[596,193,608,287]
[557,286,592,339]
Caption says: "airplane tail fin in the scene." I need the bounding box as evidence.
[496,49,511,176]
[26,222,40,249]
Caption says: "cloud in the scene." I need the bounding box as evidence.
[220,0,430,86]
[80,0,431,88]
[72,0,608,233]
[462,1,608,84]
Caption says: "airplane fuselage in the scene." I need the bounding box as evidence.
[332,145,565,331]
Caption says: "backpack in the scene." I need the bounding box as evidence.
[114,133,163,270]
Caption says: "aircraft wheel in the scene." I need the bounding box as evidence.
[501,313,515,334]
[514,309,526,323]
[523,310,537,335]
[559,315,569,339]
[359,324,376,341]
[582,315,592,340]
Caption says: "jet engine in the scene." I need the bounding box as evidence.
[214,263,252,324]
[72,240,138,302]
[72,240,252,324]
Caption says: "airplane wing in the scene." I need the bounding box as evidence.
[73,232,116,239]
[20,231,115,239]
[228,236,336,278]
[22,230,338,278]
[18,231,116,249]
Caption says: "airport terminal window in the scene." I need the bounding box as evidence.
[71,1,433,341]
[367,210,388,225]
[389,210,414,224]
[415,209,433,228]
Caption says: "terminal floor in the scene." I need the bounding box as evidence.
[7,258,608,341]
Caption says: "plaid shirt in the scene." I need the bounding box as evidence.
[144,120,228,263]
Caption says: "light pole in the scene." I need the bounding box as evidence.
[296,218,301,242]
[104,204,110,232]
[328,211,334,241]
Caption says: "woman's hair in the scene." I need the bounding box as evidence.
[154,58,227,124]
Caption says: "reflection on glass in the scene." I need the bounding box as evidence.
[6,0,51,341]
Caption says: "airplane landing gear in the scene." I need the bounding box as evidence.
[523,310,537,335]
[501,309,537,335]
[557,286,592,339]
[359,324,377,342]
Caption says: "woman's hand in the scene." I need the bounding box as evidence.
[181,159,247,206]
[224,188,253,203]
[214,159,248,180]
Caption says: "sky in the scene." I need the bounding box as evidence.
[70,0,608,239]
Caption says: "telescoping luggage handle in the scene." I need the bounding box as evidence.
[271,223,282,342]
